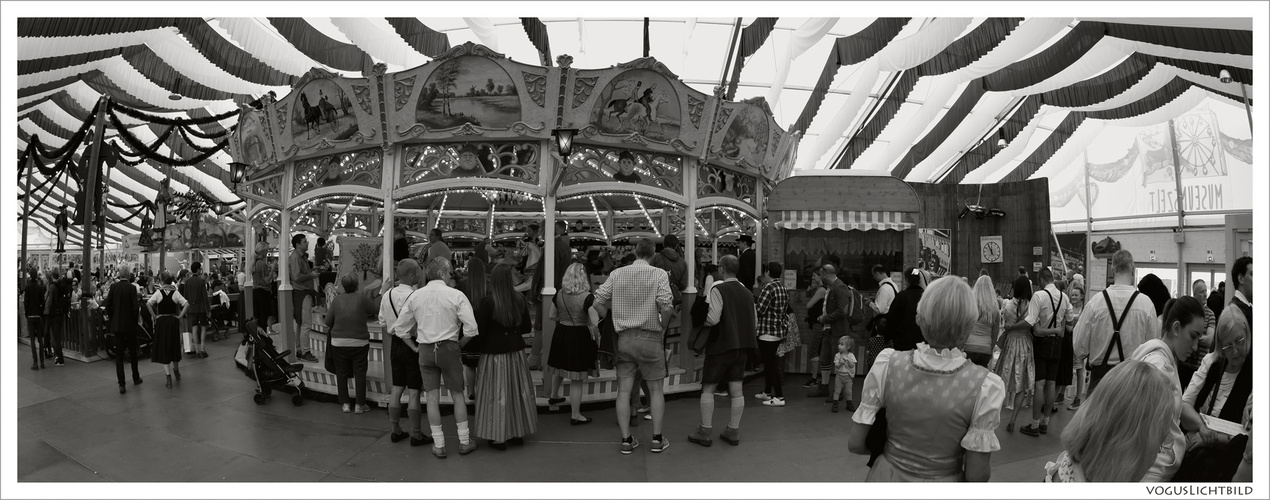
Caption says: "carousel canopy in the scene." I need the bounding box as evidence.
[12,6,1257,246]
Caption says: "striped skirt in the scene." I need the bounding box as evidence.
[473,351,539,442]
[993,331,1035,410]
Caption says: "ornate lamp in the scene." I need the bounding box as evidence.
[553,128,578,158]
[230,161,248,192]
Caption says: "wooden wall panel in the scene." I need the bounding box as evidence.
[910,179,1052,288]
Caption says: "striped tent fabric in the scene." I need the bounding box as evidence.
[773,210,915,231]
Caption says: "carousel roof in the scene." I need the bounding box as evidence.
[13,9,1257,245]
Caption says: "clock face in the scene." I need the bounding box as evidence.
[983,241,1002,263]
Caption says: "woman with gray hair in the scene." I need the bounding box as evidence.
[324,273,378,414]
[848,276,1006,482]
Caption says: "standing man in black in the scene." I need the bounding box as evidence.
[885,268,926,351]
[44,268,71,366]
[737,235,756,293]
[25,269,46,370]
[105,267,143,393]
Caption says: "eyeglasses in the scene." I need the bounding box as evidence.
[1221,337,1247,353]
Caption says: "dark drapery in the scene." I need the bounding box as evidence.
[790,18,911,136]
[385,18,452,58]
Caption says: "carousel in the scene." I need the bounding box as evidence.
[228,43,799,405]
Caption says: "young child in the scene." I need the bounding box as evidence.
[831,336,858,413]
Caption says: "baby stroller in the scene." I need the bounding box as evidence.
[235,318,306,406]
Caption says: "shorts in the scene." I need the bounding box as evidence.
[187,312,209,327]
[807,328,827,359]
[701,348,748,385]
[417,339,466,393]
[389,337,423,390]
[819,330,847,371]
[615,329,666,381]
[1034,352,1061,382]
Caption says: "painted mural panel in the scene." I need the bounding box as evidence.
[719,103,770,167]
[293,148,384,198]
[235,108,274,168]
[589,69,682,140]
[290,78,361,149]
[400,142,539,186]
[561,146,683,194]
[697,164,757,207]
[415,56,522,130]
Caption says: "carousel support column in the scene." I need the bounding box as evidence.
[540,153,559,374]
[680,159,700,383]
[243,201,256,324]
[754,184,765,295]
[81,96,108,357]
[20,148,33,283]
[381,146,398,392]
[278,167,296,363]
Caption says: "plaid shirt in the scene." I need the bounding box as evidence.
[593,260,673,333]
[755,280,789,340]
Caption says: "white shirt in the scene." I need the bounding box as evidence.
[1026,283,1071,331]
[874,277,897,314]
[378,284,416,330]
[705,277,758,327]
[1073,284,1161,365]
[852,343,1006,453]
[391,280,478,344]
[1182,352,1241,418]
[1131,339,1185,482]
[146,286,188,309]
[211,290,230,308]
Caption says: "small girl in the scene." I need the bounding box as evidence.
[832,336,858,413]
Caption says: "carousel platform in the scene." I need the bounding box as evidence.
[292,314,703,408]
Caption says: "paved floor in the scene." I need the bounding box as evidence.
[15,336,1069,482]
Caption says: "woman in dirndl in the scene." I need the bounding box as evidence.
[469,263,538,450]
[546,263,600,424]
[994,275,1035,432]
[146,271,189,388]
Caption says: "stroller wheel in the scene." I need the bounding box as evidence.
[253,393,267,405]
[291,394,304,406]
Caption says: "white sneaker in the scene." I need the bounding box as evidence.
[754,393,771,401]
[762,397,786,407]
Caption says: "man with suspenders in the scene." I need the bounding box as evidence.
[1019,268,1071,437]
[1073,250,1161,395]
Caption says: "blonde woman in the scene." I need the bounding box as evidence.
[1045,360,1177,482]
[965,276,1000,367]
[848,276,1005,482]
[546,263,601,424]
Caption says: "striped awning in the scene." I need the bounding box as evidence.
[773,210,914,231]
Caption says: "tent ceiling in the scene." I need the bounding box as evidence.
[15,14,1253,240]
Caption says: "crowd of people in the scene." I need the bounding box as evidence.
[20,228,1255,482]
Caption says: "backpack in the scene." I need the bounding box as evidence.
[48,280,72,316]
[844,286,874,328]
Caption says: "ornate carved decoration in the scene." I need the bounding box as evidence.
[400,142,540,187]
[293,148,385,198]
[392,76,415,112]
[556,54,574,69]
[713,107,733,134]
[687,95,705,128]
[621,133,650,146]
[432,41,507,63]
[396,124,429,138]
[522,72,547,107]
[615,57,679,79]
[350,84,373,115]
[314,139,335,151]
[452,123,485,136]
[561,145,683,194]
[372,62,388,77]
[293,67,339,91]
[510,121,547,135]
[740,96,774,115]
[572,77,598,108]
[275,104,288,133]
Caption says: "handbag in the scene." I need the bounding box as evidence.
[181,330,194,353]
[777,312,802,357]
[865,407,888,467]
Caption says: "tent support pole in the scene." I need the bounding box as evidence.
[1168,119,1186,297]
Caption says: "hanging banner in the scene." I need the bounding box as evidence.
[121,213,246,253]
[918,228,951,276]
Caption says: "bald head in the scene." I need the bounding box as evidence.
[821,264,838,278]
[397,259,421,286]
[118,267,133,281]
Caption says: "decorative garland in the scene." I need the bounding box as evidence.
[176,125,225,154]
[180,122,234,140]
[29,100,101,162]
[108,100,240,126]
[108,108,230,167]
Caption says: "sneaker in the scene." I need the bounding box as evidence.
[1019,424,1041,437]
[390,431,409,443]
[458,440,477,455]
[410,435,432,447]
[1067,398,1082,411]
[298,351,318,363]
[55,360,65,366]
[650,435,670,453]
[355,404,370,414]
[802,378,820,389]
[431,445,447,459]
[687,426,712,447]
[719,426,740,446]
[620,436,640,455]
[831,401,839,413]
[1039,422,1049,434]
[342,403,352,413]
[643,414,652,421]
[755,392,772,401]
[636,406,650,414]
[199,351,209,358]
[762,397,786,407]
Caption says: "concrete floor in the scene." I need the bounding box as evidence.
[15,336,1068,482]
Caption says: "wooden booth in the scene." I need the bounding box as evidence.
[227,44,798,406]
[764,171,921,375]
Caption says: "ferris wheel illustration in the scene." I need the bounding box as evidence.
[1174,113,1218,175]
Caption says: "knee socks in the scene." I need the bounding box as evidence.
[431,425,445,448]
[699,391,715,428]
[408,409,423,438]
[729,396,744,429]
[388,404,403,433]
[457,420,471,445]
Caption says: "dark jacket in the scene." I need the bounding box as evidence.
[649,247,689,292]
[469,296,531,354]
[707,280,759,355]
[105,280,140,334]
[24,279,45,317]
[886,287,924,350]
[819,278,854,338]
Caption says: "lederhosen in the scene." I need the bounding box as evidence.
[1088,291,1140,384]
